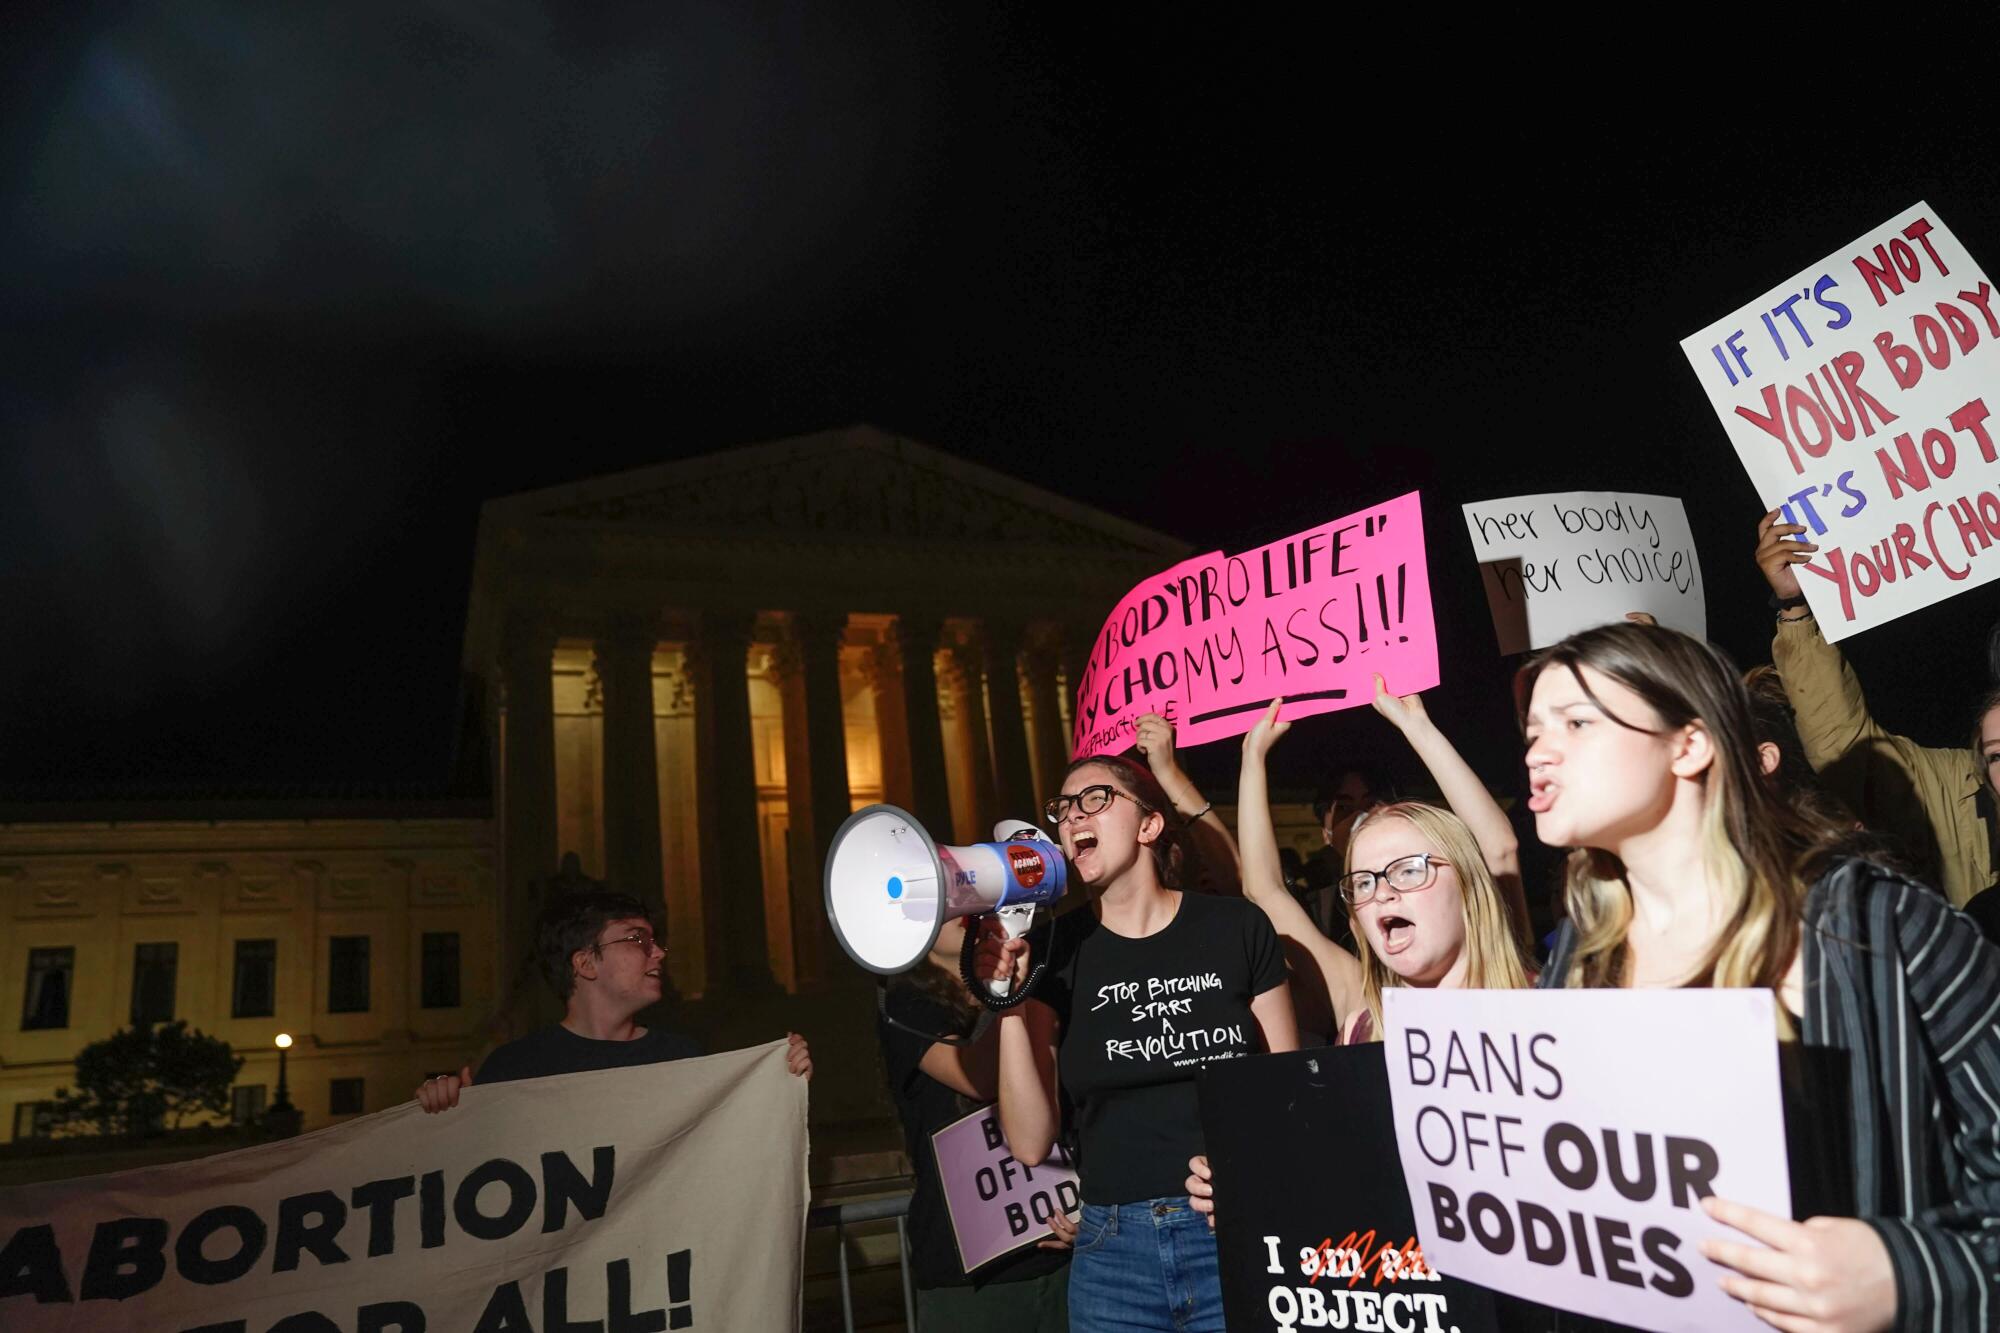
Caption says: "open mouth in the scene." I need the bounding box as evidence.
[1070,829,1098,862]
[1527,775,1559,814]
[1377,914,1415,955]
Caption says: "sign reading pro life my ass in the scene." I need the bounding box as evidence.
[1682,202,2000,640]
[0,1041,808,1333]
[1462,492,1705,653]
[1382,989,1791,1333]
[1071,491,1438,756]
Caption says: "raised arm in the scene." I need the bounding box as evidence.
[1236,699,1363,1030]
[974,921,1063,1167]
[1369,673,1528,946]
[1134,712,1239,894]
[1758,510,1899,762]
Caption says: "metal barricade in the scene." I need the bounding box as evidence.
[807,1190,916,1332]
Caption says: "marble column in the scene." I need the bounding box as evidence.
[795,613,853,984]
[691,611,775,993]
[982,620,1037,822]
[868,635,915,810]
[1060,626,1093,756]
[945,633,999,837]
[596,621,666,919]
[1023,625,1071,797]
[894,613,955,838]
[500,618,560,1026]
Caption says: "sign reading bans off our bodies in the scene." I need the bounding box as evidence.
[1070,491,1438,756]
[1462,492,1705,654]
[1382,989,1790,1332]
[1683,202,2000,640]
[0,1041,808,1333]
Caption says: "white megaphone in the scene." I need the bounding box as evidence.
[823,804,1068,991]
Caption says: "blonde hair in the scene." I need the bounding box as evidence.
[1515,622,1807,997]
[1345,802,1534,1043]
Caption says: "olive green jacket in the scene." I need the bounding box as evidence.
[1771,615,1989,907]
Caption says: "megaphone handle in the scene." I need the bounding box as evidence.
[986,905,1037,997]
[961,906,1049,1012]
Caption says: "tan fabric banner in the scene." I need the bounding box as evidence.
[0,1039,808,1332]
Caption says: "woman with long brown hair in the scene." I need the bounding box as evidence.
[1520,619,2000,1331]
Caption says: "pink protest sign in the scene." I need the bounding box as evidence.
[931,1104,1080,1273]
[1070,491,1438,756]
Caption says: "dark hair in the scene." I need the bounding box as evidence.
[1743,666,1859,827]
[535,889,660,999]
[1311,762,1393,823]
[1059,752,1182,888]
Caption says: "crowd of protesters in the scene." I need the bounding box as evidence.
[415,510,2000,1333]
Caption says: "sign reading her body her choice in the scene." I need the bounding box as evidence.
[1461,492,1705,653]
[1199,1045,1500,1333]
[1682,202,2000,641]
[1070,491,1438,756]
[931,1105,1079,1273]
[0,1042,808,1333]
[1382,989,1792,1333]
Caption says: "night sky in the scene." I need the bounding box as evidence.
[8,8,2000,803]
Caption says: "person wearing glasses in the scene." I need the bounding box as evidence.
[976,728,1298,1333]
[414,889,810,1111]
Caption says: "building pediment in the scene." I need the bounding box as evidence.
[489,425,1185,557]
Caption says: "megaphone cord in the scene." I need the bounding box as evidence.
[961,911,1053,1012]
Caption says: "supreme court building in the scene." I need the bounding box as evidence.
[2,426,1188,1142]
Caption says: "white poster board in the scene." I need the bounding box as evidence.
[1461,492,1704,653]
[1383,989,1791,1332]
[1681,202,2000,640]
[0,1041,808,1332]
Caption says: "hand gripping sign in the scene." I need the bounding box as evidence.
[1070,492,1439,756]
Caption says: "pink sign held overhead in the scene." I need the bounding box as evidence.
[1070,491,1438,756]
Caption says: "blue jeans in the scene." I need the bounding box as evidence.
[1067,1197,1224,1332]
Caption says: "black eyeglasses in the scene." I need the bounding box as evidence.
[1044,784,1142,826]
[1339,853,1449,906]
[592,932,662,955]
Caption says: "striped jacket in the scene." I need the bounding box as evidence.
[1541,859,2000,1332]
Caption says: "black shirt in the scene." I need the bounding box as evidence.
[476,1024,704,1084]
[1039,891,1287,1204]
[879,986,1069,1289]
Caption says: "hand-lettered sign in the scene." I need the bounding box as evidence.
[1682,203,2000,641]
[931,1104,1079,1273]
[1199,1045,1500,1333]
[1462,492,1705,653]
[1383,989,1792,1332]
[1070,492,1438,756]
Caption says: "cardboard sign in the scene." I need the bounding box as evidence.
[1383,989,1792,1332]
[1682,203,2000,640]
[1462,492,1705,653]
[0,1042,808,1332]
[1071,492,1439,755]
[930,1104,1079,1273]
[1199,1045,1500,1333]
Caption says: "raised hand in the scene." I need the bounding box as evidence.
[1369,673,1430,732]
[1133,712,1182,785]
[1756,509,1816,602]
[1241,697,1290,762]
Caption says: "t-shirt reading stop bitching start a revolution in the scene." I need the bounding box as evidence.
[1038,891,1287,1204]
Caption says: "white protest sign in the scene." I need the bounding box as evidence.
[1461,492,1705,653]
[1383,989,1790,1333]
[1682,202,2000,640]
[0,1041,807,1332]
[930,1104,1079,1272]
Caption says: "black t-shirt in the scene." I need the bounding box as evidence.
[1038,892,1287,1204]
[476,1024,704,1084]
[879,986,1070,1290]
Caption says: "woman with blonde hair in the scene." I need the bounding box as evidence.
[1520,618,2000,1331]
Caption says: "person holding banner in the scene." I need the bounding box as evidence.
[878,916,1073,1329]
[1520,619,2000,1332]
[1755,509,1986,909]
[977,745,1297,1332]
[415,889,810,1110]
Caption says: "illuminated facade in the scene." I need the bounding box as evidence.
[1,426,1188,1142]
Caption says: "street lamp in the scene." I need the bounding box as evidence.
[265,1032,303,1138]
